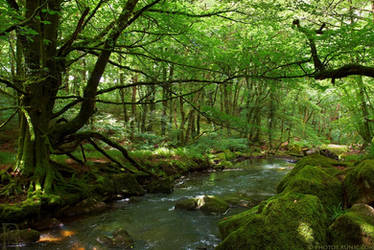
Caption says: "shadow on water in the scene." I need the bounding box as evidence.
[22,158,292,250]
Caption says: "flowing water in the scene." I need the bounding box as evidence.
[24,158,292,250]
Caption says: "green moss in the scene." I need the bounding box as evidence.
[277,165,343,216]
[296,154,341,169]
[200,196,229,214]
[344,160,374,207]
[175,195,229,214]
[175,198,198,210]
[145,177,174,194]
[219,205,260,238]
[0,198,41,223]
[217,192,328,250]
[320,144,348,156]
[329,204,374,246]
[96,173,145,197]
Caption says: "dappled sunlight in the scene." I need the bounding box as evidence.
[38,230,76,243]
[61,230,75,237]
[38,234,63,243]
[297,222,314,244]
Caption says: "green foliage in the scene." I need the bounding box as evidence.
[189,133,248,153]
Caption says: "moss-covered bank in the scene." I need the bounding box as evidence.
[0,149,212,246]
[217,154,347,249]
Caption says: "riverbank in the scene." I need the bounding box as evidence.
[217,153,374,249]
[12,158,291,249]
[0,141,356,247]
[0,144,297,247]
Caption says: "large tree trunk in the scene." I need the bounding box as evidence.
[13,0,140,192]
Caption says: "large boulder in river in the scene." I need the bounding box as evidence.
[145,177,174,194]
[96,173,145,197]
[329,203,374,246]
[175,195,229,214]
[344,160,374,207]
[59,198,107,217]
[277,164,343,215]
[217,192,329,250]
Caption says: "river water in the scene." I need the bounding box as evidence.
[26,158,292,250]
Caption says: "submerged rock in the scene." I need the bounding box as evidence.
[329,203,374,247]
[97,228,134,249]
[217,193,328,250]
[344,160,374,207]
[0,229,40,245]
[59,198,107,217]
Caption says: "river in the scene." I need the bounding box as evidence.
[24,158,292,250]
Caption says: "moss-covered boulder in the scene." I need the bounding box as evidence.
[175,195,229,214]
[175,198,198,210]
[0,199,40,223]
[200,196,229,214]
[0,229,40,245]
[220,193,261,208]
[217,192,328,250]
[59,198,107,217]
[296,154,341,169]
[277,164,343,215]
[344,160,374,207]
[329,203,374,246]
[145,177,174,194]
[96,173,145,197]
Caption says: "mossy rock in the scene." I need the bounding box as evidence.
[200,196,229,214]
[175,195,229,214]
[96,173,145,197]
[220,193,261,208]
[0,199,40,223]
[277,165,343,215]
[0,229,40,245]
[145,177,174,194]
[295,154,341,169]
[59,198,107,217]
[344,160,374,207]
[329,203,374,246]
[175,198,198,210]
[217,192,328,250]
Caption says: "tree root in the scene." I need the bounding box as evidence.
[55,132,154,176]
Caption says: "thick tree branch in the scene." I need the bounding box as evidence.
[0,2,47,37]
[58,7,90,57]
[0,77,27,95]
[53,0,140,140]
[292,20,374,82]
[315,64,374,80]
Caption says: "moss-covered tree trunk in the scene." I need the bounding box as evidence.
[9,0,141,193]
